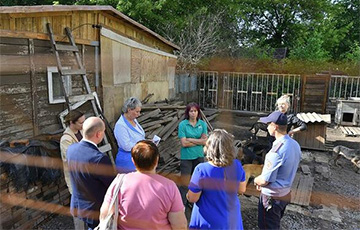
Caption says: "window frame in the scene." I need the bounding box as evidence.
[47,66,72,104]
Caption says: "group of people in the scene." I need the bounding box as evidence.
[59,95,304,230]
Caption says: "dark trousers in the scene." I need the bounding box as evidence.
[258,193,290,230]
[179,157,204,205]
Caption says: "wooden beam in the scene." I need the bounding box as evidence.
[100,27,177,59]
[162,114,185,141]
[137,108,160,123]
[28,38,39,136]
[0,29,95,46]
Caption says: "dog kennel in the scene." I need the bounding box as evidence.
[335,99,360,126]
[294,112,331,151]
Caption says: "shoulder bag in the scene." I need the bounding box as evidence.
[95,173,126,230]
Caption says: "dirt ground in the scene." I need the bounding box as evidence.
[37,110,360,230]
[213,111,360,230]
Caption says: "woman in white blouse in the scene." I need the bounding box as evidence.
[114,97,145,173]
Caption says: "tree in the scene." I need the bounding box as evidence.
[236,0,331,49]
[117,0,242,68]
[289,32,330,61]
[328,0,360,59]
[160,12,222,71]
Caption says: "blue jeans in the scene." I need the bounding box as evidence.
[258,193,290,230]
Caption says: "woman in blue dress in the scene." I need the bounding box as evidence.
[114,97,145,173]
[187,129,247,229]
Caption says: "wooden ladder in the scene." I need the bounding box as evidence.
[46,23,116,165]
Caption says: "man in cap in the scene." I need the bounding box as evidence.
[254,111,301,230]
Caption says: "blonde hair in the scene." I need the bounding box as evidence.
[276,95,291,108]
[205,129,236,167]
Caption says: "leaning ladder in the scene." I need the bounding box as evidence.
[46,23,116,166]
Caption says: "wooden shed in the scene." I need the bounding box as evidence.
[294,112,331,151]
[0,5,179,141]
[0,5,179,230]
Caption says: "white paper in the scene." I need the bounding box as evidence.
[152,135,161,146]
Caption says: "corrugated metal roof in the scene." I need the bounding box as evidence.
[0,5,180,50]
[297,112,331,124]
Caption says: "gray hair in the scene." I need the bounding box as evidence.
[276,95,291,107]
[121,97,142,114]
[205,129,236,167]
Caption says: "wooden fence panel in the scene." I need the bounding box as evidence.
[301,75,330,113]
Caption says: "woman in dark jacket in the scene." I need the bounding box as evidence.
[276,95,307,136]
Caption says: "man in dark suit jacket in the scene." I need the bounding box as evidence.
[67,117,115,229]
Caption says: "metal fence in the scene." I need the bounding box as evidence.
[329,75,360,99]
[198,71,219,108]
[198,71,301,113]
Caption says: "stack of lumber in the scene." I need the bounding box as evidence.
[138,101,219,175]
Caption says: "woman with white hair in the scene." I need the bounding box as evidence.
[114,97,145,173]
[276,95,306,136]
[186,129,247,229]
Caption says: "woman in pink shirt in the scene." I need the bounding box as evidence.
[100,140,187,229]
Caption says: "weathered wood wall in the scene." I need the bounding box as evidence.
[0,10,173,53]
[294,123,327,150]
[100,34,177,125]
[0,37,95,141]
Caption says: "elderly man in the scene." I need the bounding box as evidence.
[254,111,301,230]
[67,117,115,230]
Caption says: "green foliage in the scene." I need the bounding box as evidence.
[1,0,358,64]
[117,0,241,54]
[290,32,330,61]
[236,0,330,49]
[0,0,53,5]
[342,43,360,62]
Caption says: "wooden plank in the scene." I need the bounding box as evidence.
[340,126,347,136]
[148,125,164,139]
[343,126,353,135]
[0,83,31,95]
[0,93,31,106]
[347,127,360,136]
[207,113,218,122]
[290,173,301,204]
[141,117,173,129]
[353,127,360,135]
[137,108,161,122]
[158,117,178,138]
[144,123,161,132]
[0,43,29,55]
[300,176,314,206]
[0,123,33,137]
[304,89,325,96]
[0,129,33,141]
[162,111,178,119]
[29,38,38,136]
[0,29,94,46]
[141,105,186,110]
[305,84,327,89]
[162,114,185,141]
[0,37,28,45]
[291,174,314,206]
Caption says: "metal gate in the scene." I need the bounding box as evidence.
[199,71,301,113]
[198,71,218,108]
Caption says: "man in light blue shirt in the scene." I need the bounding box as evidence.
[254,111,301,230]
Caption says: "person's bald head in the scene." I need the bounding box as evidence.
[83,117,105,143]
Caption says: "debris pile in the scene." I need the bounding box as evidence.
[138,100,219,176]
